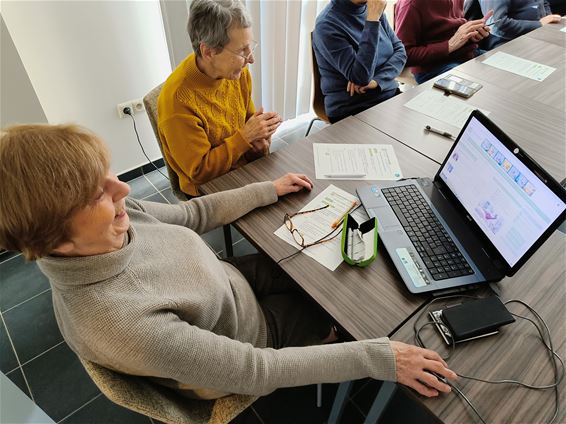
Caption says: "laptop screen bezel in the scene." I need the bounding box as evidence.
[432,110,566,276]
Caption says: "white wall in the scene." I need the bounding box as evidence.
[1,1,172,174]
[0,16,47,127]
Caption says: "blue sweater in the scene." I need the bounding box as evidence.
[479,0,551,46]
[313,0,406,118]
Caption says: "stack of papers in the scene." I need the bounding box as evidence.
[482,52,556,81]
[404,90,491,129]
[313,143,403,180]
[274,185,368,271]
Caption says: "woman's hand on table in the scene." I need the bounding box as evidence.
[272,173,313,196]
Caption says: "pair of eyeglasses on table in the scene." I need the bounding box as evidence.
[278,201,359,263]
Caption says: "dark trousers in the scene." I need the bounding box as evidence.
[223,254,334,349]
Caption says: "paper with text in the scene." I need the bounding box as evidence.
[404,90,491,130]
[313,143,403,180]
[274,185,368,271]
[482,52,556,81]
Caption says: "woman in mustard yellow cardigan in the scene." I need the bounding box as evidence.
[158,0,282,197]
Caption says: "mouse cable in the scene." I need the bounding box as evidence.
[412,297,562,423]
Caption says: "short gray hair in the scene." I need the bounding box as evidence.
[188,0,252,57]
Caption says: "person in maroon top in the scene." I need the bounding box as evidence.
[395,0,493,84]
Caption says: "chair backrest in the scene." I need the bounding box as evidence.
[310,32,329,123]
[79,357,256,424]
[143,84,188,201]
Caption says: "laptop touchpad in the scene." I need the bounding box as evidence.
[376,207,402,230]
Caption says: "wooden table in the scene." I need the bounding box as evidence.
[455,36,566,110]
[356,73,565,178]
[202,117,441,340]
[200,24,565,423]
[391,230,566,423]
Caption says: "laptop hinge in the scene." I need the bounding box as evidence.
[432,284,483,297]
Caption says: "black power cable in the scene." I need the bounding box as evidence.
[123,107,169,181]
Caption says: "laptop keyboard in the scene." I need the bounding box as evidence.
[381,185,474,281]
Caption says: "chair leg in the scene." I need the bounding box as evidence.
[223,224,234,257]
[363,381,396,424]
[305,118,321,137]
[328,381,354,424]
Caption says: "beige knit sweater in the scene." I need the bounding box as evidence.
[38,182,396,397]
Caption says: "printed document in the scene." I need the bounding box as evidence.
[404,90,491,130]
[274,185,368,271]
[313,143,403,180]
[482,52,556,81]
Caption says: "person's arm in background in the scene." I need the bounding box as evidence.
[372,15,407,88]
[314,0,387,86]
[479,0,555,39]
[395,0,448,66]
[396,0,487,66]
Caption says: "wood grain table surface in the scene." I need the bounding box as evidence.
[454,35,565,111]
[391,230,566,423]
[355,72,565,179]
[201,117,440,339]
[199,25,565,423]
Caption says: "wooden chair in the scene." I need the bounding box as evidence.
[79,358,256,424]
[143,84,233,257]
[305,32,330,137]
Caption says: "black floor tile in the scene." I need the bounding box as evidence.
[23,343,99,421]
[0,254,50,311]
[233,238,258,257]
[143,192,168,204]
[128,176,158,199]
[0,318,18,373]
[230,225,245,244]
[5,367,31,398]
[0,250,20,263]
[145,169,171,192]
[3,290,63,363]
[60,394,150,424]
[201,227,226,254]
[160,187,180,204]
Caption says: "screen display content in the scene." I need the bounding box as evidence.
[439,117,566,267]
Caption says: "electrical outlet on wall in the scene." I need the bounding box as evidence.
[132,98,145,114]
[117,101,133,119]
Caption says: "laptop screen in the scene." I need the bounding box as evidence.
[439,116,566,267]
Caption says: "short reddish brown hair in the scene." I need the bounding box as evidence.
[0,124,109,260]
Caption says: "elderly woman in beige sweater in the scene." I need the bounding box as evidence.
[0,124,455,403]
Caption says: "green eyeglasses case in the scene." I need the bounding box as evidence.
[341,214,378,267]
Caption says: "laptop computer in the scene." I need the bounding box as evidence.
[357,110,566,294]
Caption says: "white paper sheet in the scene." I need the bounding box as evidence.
[482,51,556,81]
[561,26,566,33]
[313,143,403,180]
[274,185,368,271]
[404,90,491,130]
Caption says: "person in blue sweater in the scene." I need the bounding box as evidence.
[313,0,406,123]
[479,0,562,49]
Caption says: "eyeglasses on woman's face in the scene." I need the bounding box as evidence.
[224,40,258,62]
[283,204,341,248]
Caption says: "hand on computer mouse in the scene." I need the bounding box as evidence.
[390,341,457,397]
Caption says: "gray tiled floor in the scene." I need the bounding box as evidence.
[0,120,430,423]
